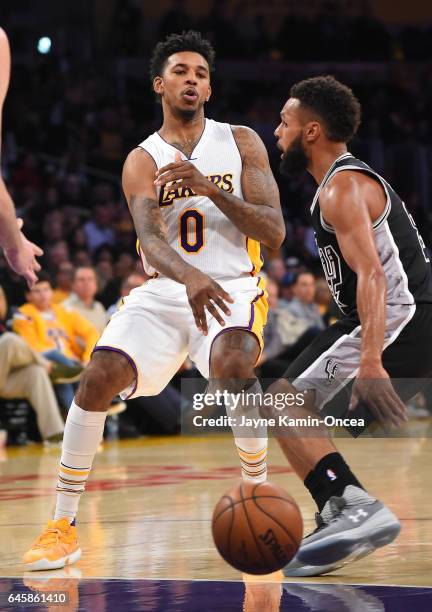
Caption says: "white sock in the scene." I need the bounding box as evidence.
[235,438,268,483]
[226,380,268,483]
[54,400,107,523]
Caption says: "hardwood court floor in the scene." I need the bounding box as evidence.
[1,421,432,588]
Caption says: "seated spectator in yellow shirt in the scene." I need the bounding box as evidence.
[0,285,64,444]
[12,272,100,410]
[63,266,109,334]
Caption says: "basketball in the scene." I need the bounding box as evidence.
[211,480,303,575]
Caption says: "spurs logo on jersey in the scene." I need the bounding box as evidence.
[311,153,432,317]
[325,358,339,381]
[318,243,347,310]
[137,119,263,281]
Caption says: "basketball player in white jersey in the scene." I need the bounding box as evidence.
[23,31,285,570]
[0,28,42,288]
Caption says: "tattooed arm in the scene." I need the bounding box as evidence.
[122,147,233,334]
[217,126,285,248]
[122,147,195,284]
[155,127,285,249]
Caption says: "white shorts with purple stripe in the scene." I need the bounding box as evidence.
[94,275,267,399]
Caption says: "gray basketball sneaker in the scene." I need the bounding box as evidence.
[284,485,401,577]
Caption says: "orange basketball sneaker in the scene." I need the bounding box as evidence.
[22,518,81,571]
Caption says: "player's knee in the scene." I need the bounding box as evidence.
[211,349,254,382]
[76,351,135,411]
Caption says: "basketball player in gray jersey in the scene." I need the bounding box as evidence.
[0,28,42,288]
[272,76,432,576]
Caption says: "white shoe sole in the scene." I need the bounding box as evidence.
[285,508,400,577]
[23,547,82,571]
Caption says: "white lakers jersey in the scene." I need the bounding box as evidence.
[137,119,263,281]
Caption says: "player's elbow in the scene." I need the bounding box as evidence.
[265,224,286,250]
[141,239,160,268]
[359,265,386,288]
[370,266,386,287]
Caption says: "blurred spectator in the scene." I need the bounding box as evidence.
[315,276,340,326]
[70,227,88,252]
[283,270,325,331]
[45,240,71,275]
[0,286,64,443]
[258,278,320,380]
[267,258,287,284]
[42,211,65,244]
[0,285,7,328]
[63,266,109,334]
[107,272,147,316]
[12,153,44,191]
[279,272,295,304]
[52,262,75,304]
[12,273,99,409]
[83,204,116,253]
[98,252,136,308]
[73,250,93,268]
[0,332,65,444]
[96,260,114,294]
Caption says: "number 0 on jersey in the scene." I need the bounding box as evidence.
[180,210,205,253]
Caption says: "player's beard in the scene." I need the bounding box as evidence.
[279,134,309,177]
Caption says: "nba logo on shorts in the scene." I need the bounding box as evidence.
[326,469,337,481]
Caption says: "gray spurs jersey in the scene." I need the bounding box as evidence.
[311,153,432,318]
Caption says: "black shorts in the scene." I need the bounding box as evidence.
[284,303,432,435]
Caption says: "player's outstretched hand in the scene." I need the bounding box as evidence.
[3,218,43,289]
[154,152,212,196]
[349,362,408,430]
[184,269,234,335]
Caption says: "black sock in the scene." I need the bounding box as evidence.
[304,452,364,512]
[315,452,364,502]
[304,470,329,513]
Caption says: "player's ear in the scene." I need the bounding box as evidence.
[205,84,212,102]
[305,121,320,143]
[153,76,163,96]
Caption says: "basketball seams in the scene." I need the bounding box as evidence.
[226,497,235,564]
[238,483,272,573]
[252,496,301,552]
[212,495,235,523]
[212,495,298,523]
[212,494,236,565]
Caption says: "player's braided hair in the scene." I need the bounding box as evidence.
[290,76,361,143]
[150,30,216,81]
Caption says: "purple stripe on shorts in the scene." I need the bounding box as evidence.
[93,346,138,399]
[248,277,265,330]
[248,296,260,330]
